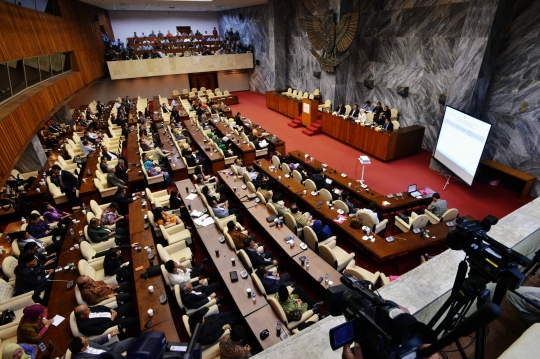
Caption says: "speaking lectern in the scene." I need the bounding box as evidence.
[302,98,319,127]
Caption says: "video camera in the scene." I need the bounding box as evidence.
[446,215,531,293]
[326,274,436,358]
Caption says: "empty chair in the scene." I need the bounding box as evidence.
[356,211,388,235]
[313,89,320,96]
[365,112,374,124]
[292,170,303,183]
[425,208,459,225]
[80,241,104,263]
[333,200,349,214]
[281,88,292,96]
[319,188,332,202]
[145,188,170,207]
[1,256,18,282]
[304,179,317,192]
[280,163,291,175]
[394,212,430,233]
[78,259,117,285]
[345,105,352,115]
[392,120,400,130]
[309,93,314,99]
[390,108,399,120]
[223,90,230,96]
[318,239,355,272]
[318,99,331,112]
[344,261,390,287]
[271,155,281,168]
[160,223,192,245]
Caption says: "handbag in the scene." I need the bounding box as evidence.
[350,215,362,229]
[0,310,16,325]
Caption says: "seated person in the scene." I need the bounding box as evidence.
[383,105,391,119]
[270,193,289,217]
[13,230,62,256]
[101,202,127,228]
[290,203,312,229]
[219,325,252,359]
[14,254,53,297]
[106,166,126,189]
[22,242,56,270]
[311,220,333,242]
[426,193,448,218]
[275,285,322,322]
[375,112,385,126]
[115,160,130,182]
[41,201,71,227]
[164,259,211,287]
[362,101,374,112]
[211,199,243,223]
[168,189,186,212]
[2,343,39,359]
[505,273,540,326]
[76,275,131,306]
[360,201,384,224]
[201,182,226,204]
[255,266,293,295]
[243,238,277,269]
[152,206,186,227]
[309,168,329,191]
[74,303,139,337]
[257,182,272,203]
[26,213,67,242]
[102,145,124,161]
[382,117,394,131]
[81,140,96,157]
[16,304,52,344]
[294,165,308,182]
[339,190,356,214]
[334,103,346,116]
[188,308,240,346]
[179,281,222,309]
[68,329,136,359]
[87,217,129,245]
[349,104,360,118]
[355,109,367,123]
[104,247,137,282]
[111,187,140,216]
[226,221,256,250]
[99,156,109,174]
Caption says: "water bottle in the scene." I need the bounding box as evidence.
[87,169,91,175]
[21,216,26,224]
[305,259,310,268]
[82,203,86,211]
[276,320,281,335]
[325,273,329,283]
[252,292,256,302]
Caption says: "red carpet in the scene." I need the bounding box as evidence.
[229,91,533,221]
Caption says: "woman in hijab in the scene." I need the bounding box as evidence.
[2,343,37,359]
[143,153,171,185]
[16,304,53,344]
[41,202,71,227]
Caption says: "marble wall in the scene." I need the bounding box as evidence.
[481,0,540,197]
[15,135,47,174]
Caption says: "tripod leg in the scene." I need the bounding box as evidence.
[454,338,468,359]
[474,326,487,359]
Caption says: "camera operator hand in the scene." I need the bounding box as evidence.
[342,343,442,359]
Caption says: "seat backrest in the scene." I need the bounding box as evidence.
[345,105,352,115]
[147,211,158,230]
[411,214,430,229]
[1,256,18,280]
[266,202,278,216]
[280,163,290,174]
[302,226,319,252]
[366,112,374,123]
[324,99,331,106]
[243,171,251,183]
[0,279,15,301]
[246,181,256,193]
[304,179,317,191]
[90,200,103,217]
[392,120,400,129]
[251,273,267,298]
[333,200,348,214]
[80,241,97,261]
[78,259,96,279]
[344,266,376,281]
[182,315,192,337]
[319,189,332,202]
[161,264,172,288]
[357,211,376,230]
[442,208,459,222]
[70,311,82,337]
[390,108,398,117]
[271,155,280,168]
[75,285,87,305]
[309,94,314,99]
[237,249,253,272]
[256,191,266,205]
[292,170,302,183]
[283,212,296,233]
[318,241,337,268]
[314,89,320,95]
[267,297,288,325]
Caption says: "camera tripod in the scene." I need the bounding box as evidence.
[426,260,507,359]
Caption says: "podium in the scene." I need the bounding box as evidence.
[302,98,318,127]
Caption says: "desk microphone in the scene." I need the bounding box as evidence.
[47,279,74,289]
[153,283,168,304]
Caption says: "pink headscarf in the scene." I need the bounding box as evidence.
[23,304,46,328]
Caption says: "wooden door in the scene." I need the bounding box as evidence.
[188,72,218,91]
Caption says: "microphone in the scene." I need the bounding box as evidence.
[153,283,168,304]
[47,279,74,289]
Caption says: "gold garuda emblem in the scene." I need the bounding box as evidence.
[304,2,359,73]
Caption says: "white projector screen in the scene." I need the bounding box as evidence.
[433,106,491,186]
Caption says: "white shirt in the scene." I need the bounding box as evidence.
[167,267,192,286]
[105,151,117,160]
[89,312,112,319]
[83,144,96,157]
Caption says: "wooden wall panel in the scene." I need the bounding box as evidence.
[0,0,113,187]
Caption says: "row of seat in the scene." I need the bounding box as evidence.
[281,88,320,100]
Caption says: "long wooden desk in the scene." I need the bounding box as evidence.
[252,160,306,195]
[265,92,301,119]
[182,120,225,173]
[126,130,146,187]
[157,127,188,181]
[218,170,259,209]
[79,150,100,204]
[242,122,286,156]
[321,112,425,161]
[212,120,256,165]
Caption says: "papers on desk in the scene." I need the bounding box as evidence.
[190,210,203,217]
[194,214,215,227]
[259,139,269,148]
[333,214,348,224]
[325,178,333,185]
[52,315,65,326]
[382,201,391,206]
[185,193,198,200]
[333,188,343,195]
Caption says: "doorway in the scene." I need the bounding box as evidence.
[188,72,218,91]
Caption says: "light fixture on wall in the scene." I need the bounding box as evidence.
[363,79,374,89]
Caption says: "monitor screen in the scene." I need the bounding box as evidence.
[433,107,491,186]
[407,184,417,193]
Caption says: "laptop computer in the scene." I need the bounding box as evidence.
[407,184,422,197]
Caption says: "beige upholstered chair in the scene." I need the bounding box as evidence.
[318,239,355,272]
[356,211,388,235]
[333,200,349,214]
[156,243,192,268]
[237,249,276,274]
[145,188,170,207]
[392,120,400,130]
[344,261,390,287]
[319,189,333,202]
[182,315,228,359]
[318,99,331,112]
[80,241,105,263]
[394,212,430,233]
[304,179,317,192]
[175,288,218,316]
[425,208,459,225]
[281,88,292,96]
[160,223,192,245]
[251,272,293,299]
[268,297,317,331]
[292,170,303,183]
[249,141,268,158]
[390,108,399,120]
[1,257,17,283]
[345,105,352,115]
[83,225,117,253]
[280,163,291,175]
[271,155,281,168]
[283,211,301,237]
[302,225,334,254]
[365,112,374,124]
[70,309,118,340]
[78,259,117,285]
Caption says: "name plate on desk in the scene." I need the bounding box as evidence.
[303,103,310,114]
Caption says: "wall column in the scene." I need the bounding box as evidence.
[14,135,48,174]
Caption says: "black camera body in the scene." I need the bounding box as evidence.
[327,275,435,358]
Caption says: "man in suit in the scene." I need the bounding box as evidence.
[161,102,170,113]
[106,166,126,189]
[96,100,104,115]
[87,217,129,244]
[362,101,374,112]
[14,253,53,297]
[375,112,386,126]
[179,281,222,309]
[349,104,360,119]
[74,303,139,337]
[234,112,243,128]
[255,266,293,295]
[243,238,277,269]
[115,160,130,182]
[99,156,109,174]
[383,118,394,131]
[309,168,328,191]
[102,146,125,161]
[68,330,136,359]
[111,187,139,216]
[44,134,59,149]
[188,308,240,346]
[334,103,346,116]
[50,165,81,205]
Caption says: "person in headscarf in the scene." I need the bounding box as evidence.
[41,202,71,227]
[16,304,52,344]
[2,343,37,359]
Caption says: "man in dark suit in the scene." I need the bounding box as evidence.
[335,103,346,115]
[44,134,59,149]
[102,146,125,161]
[68,330,136,359]
[188,308,240,346]
[179,281,222,309]
[309,168,328,191]
[14,253,53,297]
[99,157,109,174]
[255,266,292,294]
[96,100,104,115]
[111,188,140,216]
[383,118,394,131]
[161,103,170,113]
[243,238,277,269]
[88,217,129,244]
[74,303,139,337]
[115,160,130,182]
[350,104,360,118]
[234,112,243,128]
[50,165,81,205]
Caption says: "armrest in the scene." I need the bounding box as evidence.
[394,216,408,228]
[89,260,105,271]
[167,223,186,234]
[320,236,335,246]
[167,240,188,253]
[326,239,337,249]
[0,292,35,311]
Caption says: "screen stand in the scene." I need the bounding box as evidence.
[439,173,462,191]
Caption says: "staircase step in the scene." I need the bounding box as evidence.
[288,121,303,128]
[302,128,315,135]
